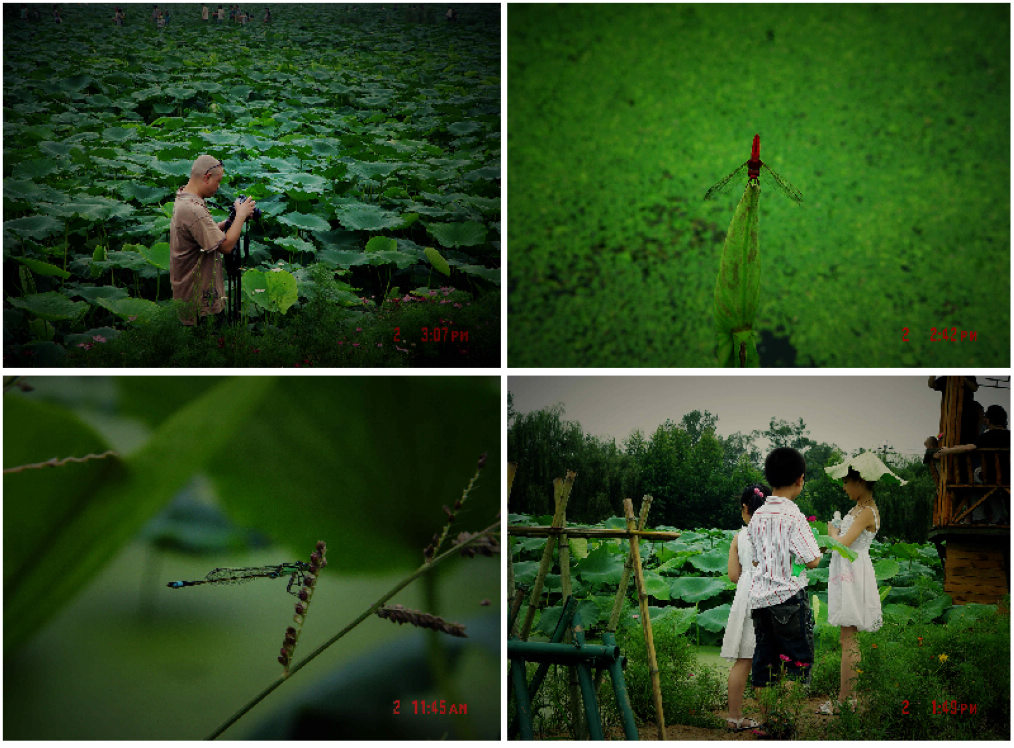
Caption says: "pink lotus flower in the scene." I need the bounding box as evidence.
[779,654,791,662]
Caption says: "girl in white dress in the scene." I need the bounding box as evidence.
[820,452,905,714]
[721,483,769,731]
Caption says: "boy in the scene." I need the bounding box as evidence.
[748,447,822,715]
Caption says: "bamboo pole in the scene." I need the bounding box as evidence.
[518,471,576,640]
[554,478,585,739]
[607,495,654,632]
[508,525,682,541]
[624,498,665,739]
[507,463,518,636]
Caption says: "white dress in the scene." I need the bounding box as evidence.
[828,506,883,632]
[720,527,756,660]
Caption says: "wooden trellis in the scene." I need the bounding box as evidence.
[507,465,681,739]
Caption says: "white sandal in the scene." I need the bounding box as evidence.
[726,716,762,731]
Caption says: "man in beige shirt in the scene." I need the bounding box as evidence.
[170,154,257,325]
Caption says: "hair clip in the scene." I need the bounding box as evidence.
[753,487,763,497]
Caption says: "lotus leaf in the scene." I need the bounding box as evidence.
[423,246,451,277]
[274,236,316,256]
[644,572,671,601]
[575,545,625,586]
[243,268,298,314]
[139,242,170,271]
[426,220,487,248]
[912,593,951,623]
[365,236,398,254]
[96,296,162,322]
[334,203,405,232]
[649,605,696,637]
[69,285,128,304]
[882,603,915,625]
[873,558,901,582]
[7,292,88,322]
[696,603,732,633]
[4,214,65,241]
[14,257,71,279]
[688,547,729,574]
[670,576,728,603]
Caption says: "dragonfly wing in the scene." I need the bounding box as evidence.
[704,161,749,201]
[760,163,803,203]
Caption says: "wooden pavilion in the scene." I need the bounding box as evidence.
[927,376,1010,604]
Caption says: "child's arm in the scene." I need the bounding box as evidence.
[728,535,742,583]
[933,444,976,457]
[829,507,876,547]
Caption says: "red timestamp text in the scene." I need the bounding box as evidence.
[902,327,978,342]
[393,326,470,344]
[392,699,468,716]
[901,699,978,715]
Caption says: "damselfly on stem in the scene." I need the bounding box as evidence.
[704,134,803,203]
[167,562,311,596]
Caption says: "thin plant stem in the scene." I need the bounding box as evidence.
[207,519,499,739]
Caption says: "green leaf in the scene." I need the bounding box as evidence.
[697,603,733,633]
[714,183,761,365]
[426,220,487,248]
[670,575,728,603]
[96,296,162,322]
[139,242,170,271]
[424,246,451,276]
[882,602,915,625]
[334,202,405,231]
[365,236,398,254]
[13,256,71,279]
[687,547,729,574]
[873,557,901,581]
[4,215,65,241]
[575,544,625,586]
[452,262,500,285]
[650,605,696,636]
[7,292,87,321]
[70,285,127,305]
[277,211,332,232]
[912,593,951,623]
[447,121,482,136]
[275,236,317,255]
[243,268,298,314]
[815,533,859,562]
[644,572,671,600]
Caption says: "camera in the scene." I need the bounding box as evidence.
[222,195,261,233]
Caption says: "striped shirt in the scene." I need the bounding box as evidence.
[748,495,821,609]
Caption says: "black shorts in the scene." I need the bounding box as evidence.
[750,590,814,688]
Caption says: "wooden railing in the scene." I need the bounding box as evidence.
[934,448,1010,527]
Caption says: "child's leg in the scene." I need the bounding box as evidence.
[727,658,752,719]
[839,625,859,701]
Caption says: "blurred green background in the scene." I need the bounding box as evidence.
[508,4,1009,367]
[3,376,499,739]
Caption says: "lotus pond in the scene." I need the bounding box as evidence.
[510,514,1009,739]
[3,4,500,367]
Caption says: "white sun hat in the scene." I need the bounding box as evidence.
[824,451,907,486]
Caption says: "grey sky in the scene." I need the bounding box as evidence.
[508,376,1011,460]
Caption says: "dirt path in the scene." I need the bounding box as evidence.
[609,697,840,740]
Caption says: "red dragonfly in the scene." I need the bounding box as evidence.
[704,134,803,203]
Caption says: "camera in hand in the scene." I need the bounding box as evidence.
[221,195,261,233]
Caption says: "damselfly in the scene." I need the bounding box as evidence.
[167,561,311,596]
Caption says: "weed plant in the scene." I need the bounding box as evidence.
[622,620,726,730]
[45,287,497,367]
[811,600,1009,740]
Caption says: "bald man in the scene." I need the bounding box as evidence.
[169,155,257,325]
